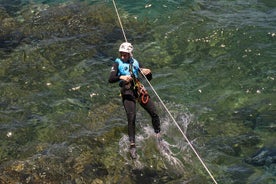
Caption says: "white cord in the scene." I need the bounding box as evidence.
[112,0,128,42]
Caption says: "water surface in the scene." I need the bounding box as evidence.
[0,0,275,183]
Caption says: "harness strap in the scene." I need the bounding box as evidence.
[129,62,149,104]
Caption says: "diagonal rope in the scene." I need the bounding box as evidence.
[112,0,128,42]
[111,0,218,183]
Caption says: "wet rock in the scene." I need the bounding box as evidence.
[255,110,276,131]
[245,147,276,166]
[207,133,261,157]
[227,165,254,184]
[91,178,104,184]
[81,163,108,180]
[0,0,26,16]
[0,31,24,50]
[0,7,23,53]
[233,106,275,131]
[232,107,259,129]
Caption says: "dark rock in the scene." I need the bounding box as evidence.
[227,165,254,184]
[245,147,276,166]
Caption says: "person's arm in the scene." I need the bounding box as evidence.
[108,62,120,83]
[140,68,151,75]
[108,62,133,83]
[139,65,152,81]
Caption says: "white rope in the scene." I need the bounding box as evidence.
[111,1,218,183]
[112,0,128,42]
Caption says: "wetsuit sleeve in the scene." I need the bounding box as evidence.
[145,72,152,81]
[139,62,152,81]
[108,62,120,83]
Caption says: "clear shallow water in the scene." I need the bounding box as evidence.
[0,0,275,183]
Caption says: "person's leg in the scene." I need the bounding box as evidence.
[123,97,136,144]
[123,98,137,159]
[140,98,160,134]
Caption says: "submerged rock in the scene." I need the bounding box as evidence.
[245,147,276,166]
[227,165,254,184]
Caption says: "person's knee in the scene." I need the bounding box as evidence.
[127,111,135,118]
[151,113,159,120]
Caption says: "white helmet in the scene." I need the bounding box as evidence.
[119,42,133,54]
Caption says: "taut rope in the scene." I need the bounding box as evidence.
[112,0,128,42]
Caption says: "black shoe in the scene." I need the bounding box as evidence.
[129,145,137,159]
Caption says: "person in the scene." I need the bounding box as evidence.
[108,42,161,159]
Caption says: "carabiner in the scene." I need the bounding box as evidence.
[141,93,149,104]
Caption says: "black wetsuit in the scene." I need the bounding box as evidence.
[108,58,160,143]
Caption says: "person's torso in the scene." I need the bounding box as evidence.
[115,58,139,78]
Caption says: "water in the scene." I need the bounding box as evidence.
[0,0,275,183]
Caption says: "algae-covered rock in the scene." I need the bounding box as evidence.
[245,147,276,166]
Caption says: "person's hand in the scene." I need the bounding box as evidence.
[141,68,151,75]
[120,75,133,82]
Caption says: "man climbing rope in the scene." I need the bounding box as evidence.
[108,42,161,159]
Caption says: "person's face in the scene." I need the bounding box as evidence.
[120,52,130,62]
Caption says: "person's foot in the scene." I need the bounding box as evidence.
[156,133,170,154]
[129,144,137,159]
[156,132,162,142]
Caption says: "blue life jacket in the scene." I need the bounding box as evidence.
[115,58,140,78]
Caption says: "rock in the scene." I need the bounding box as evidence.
[227,165,254,184]
[245,147,276,166]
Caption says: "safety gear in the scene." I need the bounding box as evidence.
[119,42,133,54]
[129,60,149,104]
[134,80,149,104]
[115,58,139,78]
[115,55,149,104]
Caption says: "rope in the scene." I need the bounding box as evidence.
[112,0,128,42]
[111,1,218,183]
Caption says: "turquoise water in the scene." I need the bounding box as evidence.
[0,0,275,183]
